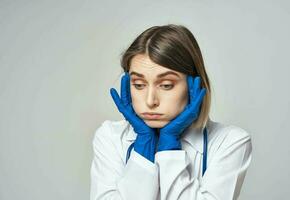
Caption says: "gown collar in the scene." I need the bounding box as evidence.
[125,117,214,154]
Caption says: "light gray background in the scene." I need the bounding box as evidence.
[0,0,289,199]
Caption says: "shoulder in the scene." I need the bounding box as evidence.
[92,119,132,145]
[91,119,133,162]
[91,120,132,168]
[208,120,252,152]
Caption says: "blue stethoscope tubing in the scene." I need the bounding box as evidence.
[125,127,208,176]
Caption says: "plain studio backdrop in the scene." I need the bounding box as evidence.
[0,0,289,199]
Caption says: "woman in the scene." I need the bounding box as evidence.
[90,24,252,200]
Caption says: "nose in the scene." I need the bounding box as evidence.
[146,86,159,108]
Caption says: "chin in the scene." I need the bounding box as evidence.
[143,120,169,128]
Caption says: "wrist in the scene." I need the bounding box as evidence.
[134,133,158,163]
[157,133,181,152]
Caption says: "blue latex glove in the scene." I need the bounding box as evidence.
[110,72,158,163]
[157,75,207,151]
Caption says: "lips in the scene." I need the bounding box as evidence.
[142,112,163,120]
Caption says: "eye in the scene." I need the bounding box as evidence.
[160,84,174,90]
[132,84,145,90]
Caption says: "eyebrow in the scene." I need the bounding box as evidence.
[129,70,180,79]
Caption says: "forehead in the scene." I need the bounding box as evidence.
[129,54,185,79]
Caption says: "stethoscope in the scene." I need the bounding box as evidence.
[125,127,208,177]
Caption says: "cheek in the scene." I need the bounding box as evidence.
[165,87,187,105]
[130,88,143,112]
[180,89,188,106]
[163,87,188,115]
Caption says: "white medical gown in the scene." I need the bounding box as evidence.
[90,118,252,200]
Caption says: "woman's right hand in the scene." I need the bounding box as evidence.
[110,72,158,162]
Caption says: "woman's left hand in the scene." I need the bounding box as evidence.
[157,75,207,151]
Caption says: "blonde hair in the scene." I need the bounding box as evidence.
[119,24,212,129]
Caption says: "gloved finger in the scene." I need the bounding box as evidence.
[187,75,194,104]
[126,72,132,103]
[174,105,192,125]
[193,76,201,99]
[162,106,193,137]
[111,87,136,124]
[120,73,131,106]
[110,88,125,113]
[188,75,200,104]
[193,87,206,109]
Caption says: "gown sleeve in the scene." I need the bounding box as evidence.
[155,126,252,200]
[90,120,159,200]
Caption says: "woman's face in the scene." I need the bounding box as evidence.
[129,54,189,128]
